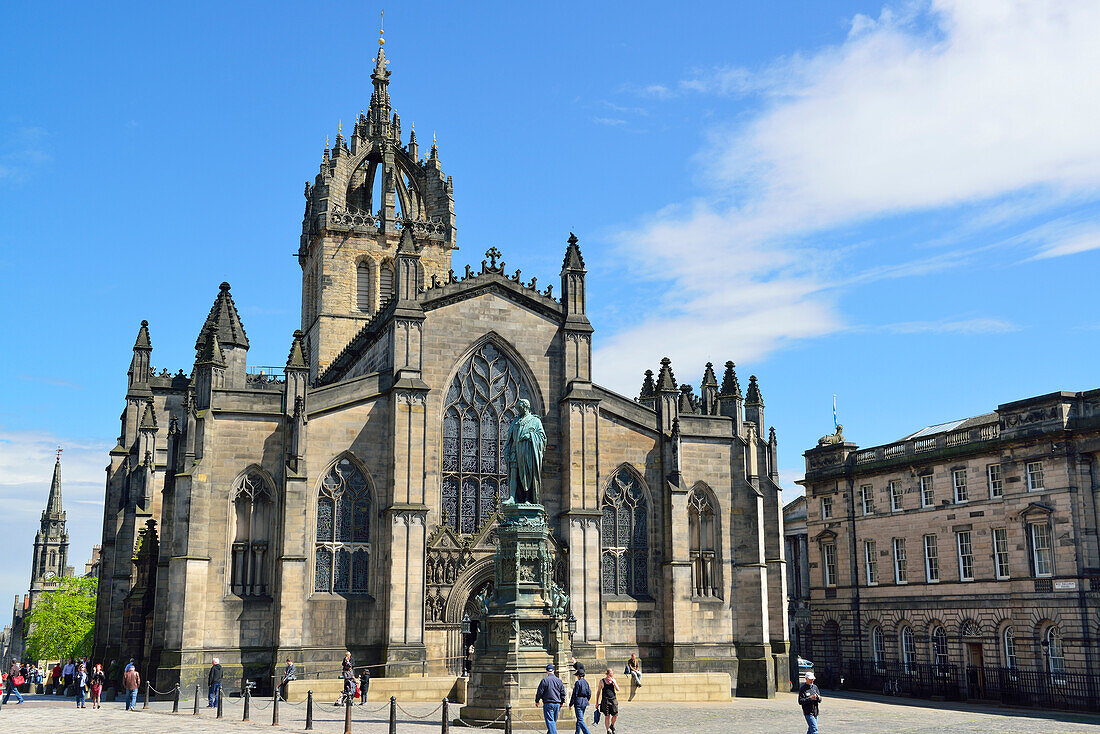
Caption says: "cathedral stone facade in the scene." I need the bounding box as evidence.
[92,38,788,698]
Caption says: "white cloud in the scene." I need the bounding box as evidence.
[877,317,1019,335]
[595,1,1100,391]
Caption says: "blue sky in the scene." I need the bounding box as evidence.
[2,1,1100,608]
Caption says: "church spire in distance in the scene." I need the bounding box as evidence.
[45,446,64,518]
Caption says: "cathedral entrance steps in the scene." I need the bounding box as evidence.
[615,672,733,702]
[284,676,467,704]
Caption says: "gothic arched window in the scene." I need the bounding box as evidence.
[601,468,649,596]
[688,485,719,597]
[356,261,372,312]
[231,470,273,597]
[441,342,533,534]
[314,457,372,594]
[379,261,395,304]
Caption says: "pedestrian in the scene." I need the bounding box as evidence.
[51,661,62,694]
[279,657,296,702]
[534,663,567,734]
[594,668,619,734]
[798,671,822,734]
[63,658,76,695]
[2,660,25,705]
[122,664,141,711]
[335,651,355,706]
[626,653,642,686]
[75,663,88,708]
[569,664,592,734]
[358,664,370,705]
[90,663,106,709]
[463,644,473,676]
[207,657,223,708]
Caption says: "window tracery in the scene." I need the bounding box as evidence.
[600,468,649,596]
[688,485,720,597]
[231,470,273,597]
[441,343,532,534]
[314,457,371,594]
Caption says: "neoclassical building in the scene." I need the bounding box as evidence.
[92,37,788,697]
[800,391,1100,701]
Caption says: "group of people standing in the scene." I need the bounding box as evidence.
[534,654,644,734]
[1,657,133,711]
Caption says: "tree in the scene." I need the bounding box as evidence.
[24,576,96,662]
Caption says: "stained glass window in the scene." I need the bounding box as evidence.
[440,343,533,533]
[231,470,273,597]
[600,468,649,596]
[315,457,371,594]
[688,485,720,597]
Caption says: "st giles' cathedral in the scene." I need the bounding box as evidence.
[91,34,789,697]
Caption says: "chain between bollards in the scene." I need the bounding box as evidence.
[441,698,450,734]
[389,695,397,734]
[272,684,279,726]
[143,680,150,709]
[173,684,179,713]
[243,685,251,721]
[216,685,223,719]
[305,690,314,730]
[505,704,513,734]
[193,684,200,715]
[344,698,353,734]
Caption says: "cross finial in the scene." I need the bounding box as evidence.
[56,445,63,462]
[485,247,502,268]
[379,9,385,45]
[338,119,342,133]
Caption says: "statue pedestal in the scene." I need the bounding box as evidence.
[459,502,573,727]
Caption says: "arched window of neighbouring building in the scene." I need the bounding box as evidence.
[900,625,916,672]
[688,484,720,597]
[1046,626,1065,679]
[871,626,885,669]
[931,626,949,671]
[601,468,649,596]
[441,341,534,534]
[1002,626,1017,669]
[314,457,372,594]
[231,469,274,596]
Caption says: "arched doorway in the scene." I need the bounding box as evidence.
[441,559,494,676]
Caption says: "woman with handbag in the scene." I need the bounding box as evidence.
[594,669,619,734]
[90,663,106,709]
[2,661,25,705]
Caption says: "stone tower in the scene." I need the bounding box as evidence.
[299,27,456,379]
[30,451,70,593]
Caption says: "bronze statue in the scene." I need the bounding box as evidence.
[503,398,546,504]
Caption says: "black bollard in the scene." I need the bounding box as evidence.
[243,685,250,721]
[272,686,279,726]
[173,685,180,713]
[305,690,314,730]
[143,680,150,709]
[389,696,397,734]
[344,698,353,734]
[193,684,200,715]
[505,704,513,734]
[441,698,449,734]
[216,686,223,719]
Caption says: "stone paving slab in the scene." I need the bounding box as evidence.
[1,692,1099,733]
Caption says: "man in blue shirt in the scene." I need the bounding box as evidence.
[534,664,567,734]
[568,665,592,734]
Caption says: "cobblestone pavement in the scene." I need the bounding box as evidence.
[2,691,1098,733]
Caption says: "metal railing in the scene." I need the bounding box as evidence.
[844,659,1099,712]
